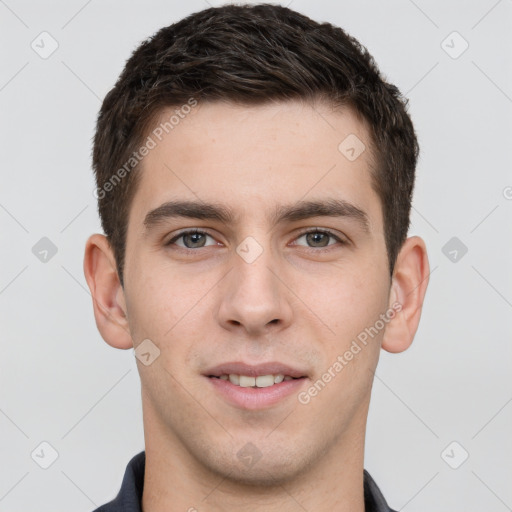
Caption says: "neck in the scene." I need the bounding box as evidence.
[141,397,368,512]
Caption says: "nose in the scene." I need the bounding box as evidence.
[215,246,293,337]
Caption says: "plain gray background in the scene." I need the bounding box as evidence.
[1,0,511,510]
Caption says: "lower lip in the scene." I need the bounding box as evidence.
[206,376,307,410]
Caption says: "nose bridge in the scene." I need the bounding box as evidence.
[236,250,276,302]
[216,235,292,334]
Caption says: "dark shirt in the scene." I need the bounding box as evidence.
[92,451,397,512]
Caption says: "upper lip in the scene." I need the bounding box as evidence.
[204,362,307,378]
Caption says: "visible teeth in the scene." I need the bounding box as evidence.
[222,373,291,387]
[239,375,256,387]
[255,375,274,388]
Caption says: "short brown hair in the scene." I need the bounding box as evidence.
[92,3,419,287]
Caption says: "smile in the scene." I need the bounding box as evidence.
[204,362,308,409]
[209,374,299,388]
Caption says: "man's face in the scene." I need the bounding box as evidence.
[122,100,392,484]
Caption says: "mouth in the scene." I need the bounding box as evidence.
[204,362,308,409]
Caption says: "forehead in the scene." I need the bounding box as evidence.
[130,100,382,231]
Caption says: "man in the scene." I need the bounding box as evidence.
[84,4,429,511]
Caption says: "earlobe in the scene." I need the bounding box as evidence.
[83,234,133,350]
[381,236,430,354]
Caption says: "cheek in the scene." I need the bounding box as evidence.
[124,265,179,346]
[299,264,389,342]
[304,271,388,408]
[125,243,181,326]
[125,265,210,369]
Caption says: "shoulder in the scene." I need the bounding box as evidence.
[363,469,398,512]
[90,451,146,512]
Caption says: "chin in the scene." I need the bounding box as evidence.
[226,468,295,487]
[199,443,314,488]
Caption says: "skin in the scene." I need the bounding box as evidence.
[84,99,429,512]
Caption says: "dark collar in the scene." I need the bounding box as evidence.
[93,451,396,512]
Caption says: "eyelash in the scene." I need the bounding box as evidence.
[165,228,347,252]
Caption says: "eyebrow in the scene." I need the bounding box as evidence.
[143,198,370,234]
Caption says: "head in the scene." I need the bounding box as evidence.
[85,3,429,489]
[92,3,419,287]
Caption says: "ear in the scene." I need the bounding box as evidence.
[381,236,430,354]
[83,234,133,350]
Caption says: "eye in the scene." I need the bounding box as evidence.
[165,228,347,251]
[166,229,217,249]
[293,228,346,249]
